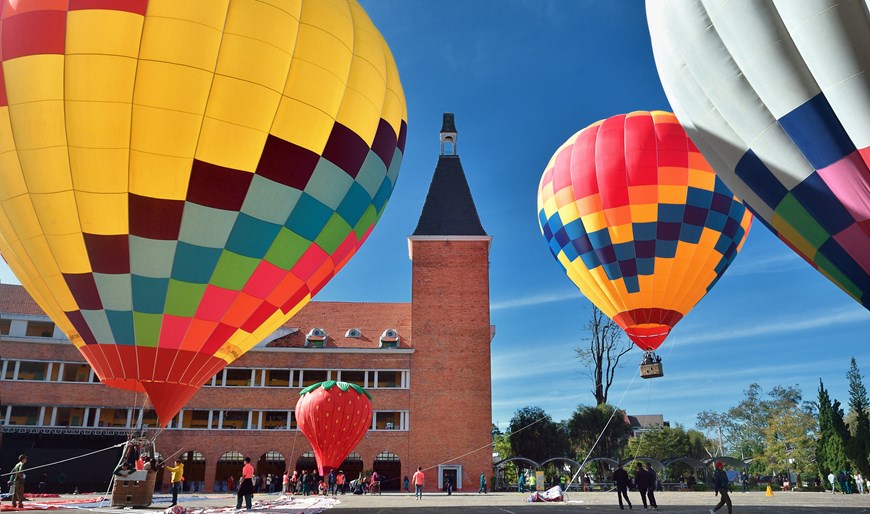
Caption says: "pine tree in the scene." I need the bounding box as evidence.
[817,380,833,478]
[846,358,870,475]
[817,378,851,478]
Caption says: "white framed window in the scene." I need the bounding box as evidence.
[373,411,408,431]
[221,410,249,429]
[300,369,328,387]
[337,370,367,387]
[372,370,408,389]
[95,407,130,428]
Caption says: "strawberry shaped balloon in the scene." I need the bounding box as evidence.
[295,380,373,476]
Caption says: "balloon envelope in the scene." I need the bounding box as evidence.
[0,0,407,424]
[648,0,870,310]
[537,111,752,350]
[295,380,373,476]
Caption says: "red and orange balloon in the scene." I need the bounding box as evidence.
[537,112,752,350]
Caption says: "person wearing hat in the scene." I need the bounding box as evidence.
[710,461,732,514]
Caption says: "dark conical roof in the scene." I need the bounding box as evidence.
[441,112,457,133]
[413,154,487,236]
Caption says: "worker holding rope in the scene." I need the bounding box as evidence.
[164,459,184,507]
[9,455,27,509]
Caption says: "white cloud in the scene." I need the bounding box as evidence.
[727,251,807,277]
[491,290,582,311]
[671,306,869,347]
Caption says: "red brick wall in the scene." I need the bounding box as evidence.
[0,340,416,492]
[409,239,492,491]
[0,233,495,494]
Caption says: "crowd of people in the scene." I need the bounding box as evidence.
[220,466,388,504]
[826,469,869,494]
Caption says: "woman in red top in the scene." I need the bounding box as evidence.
[236,457,255,511]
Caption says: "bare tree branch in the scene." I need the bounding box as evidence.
[574,306,635,405]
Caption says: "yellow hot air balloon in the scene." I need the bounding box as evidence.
[0,0,407,424]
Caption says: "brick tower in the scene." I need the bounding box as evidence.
[408,113,493,491]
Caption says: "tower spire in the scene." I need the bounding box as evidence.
[413,113,486,237]
[440,112,457,155]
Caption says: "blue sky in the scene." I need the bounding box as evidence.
[2,1,869,435]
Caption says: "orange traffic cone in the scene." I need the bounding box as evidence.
[766,484,774,497]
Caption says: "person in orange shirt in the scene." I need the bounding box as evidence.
[412,467,425,500]
[236,457,255,511]
[336,471,345,495]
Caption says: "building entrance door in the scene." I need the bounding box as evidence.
[441,468,457,492]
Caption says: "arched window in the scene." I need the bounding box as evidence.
[374,451,400,462]
[218,451,244,463]
[343,452,362,463]
[264,451,285,463]
[183,451,205,462]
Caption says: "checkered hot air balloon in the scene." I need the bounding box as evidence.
[0,0,407,425]
[295,380,373,477]
[537,111,752,352]
[648,0,870,310]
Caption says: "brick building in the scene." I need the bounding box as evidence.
[0,114,493,494]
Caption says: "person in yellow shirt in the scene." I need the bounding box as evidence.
[164,459,184,506]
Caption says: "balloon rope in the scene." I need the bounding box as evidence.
[0,442,126,478]
[622,371,654,470]
[412,417,550,480]
[99,440,132,508]
[565,364,641,493]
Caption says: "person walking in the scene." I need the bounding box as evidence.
[412,467,425,500]
[740,471,749,493]
[518,472,526,493]
[403,475,410,493]
[828,471,837,493]
[634,463,652,510]
[236,457,255,511]
[301,470,311,496]
[327,469,337,496]
[479,472,487,494]
[9,455,27,509]
[855,472,865,495]
[645,463,659,510]
[710,461,732,514]
[613,464,632,510]
[164,459,184,507]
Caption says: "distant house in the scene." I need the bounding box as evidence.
[626,414,670,437]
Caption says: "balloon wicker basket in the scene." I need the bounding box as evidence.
[111,470,157,507]
[640,362,664,379]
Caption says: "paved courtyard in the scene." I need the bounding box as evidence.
[20,490,870,514]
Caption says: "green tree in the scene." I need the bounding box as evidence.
[626,424,709,460]
[846,358,870,475]
[696,383,770,458]
[575,306,633,405]
[816,379,850,479]
[758,398,817,480]
[508,406,569,463]
[696,384,806,460]
[625,425,710,481]
[566,404,632,461]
